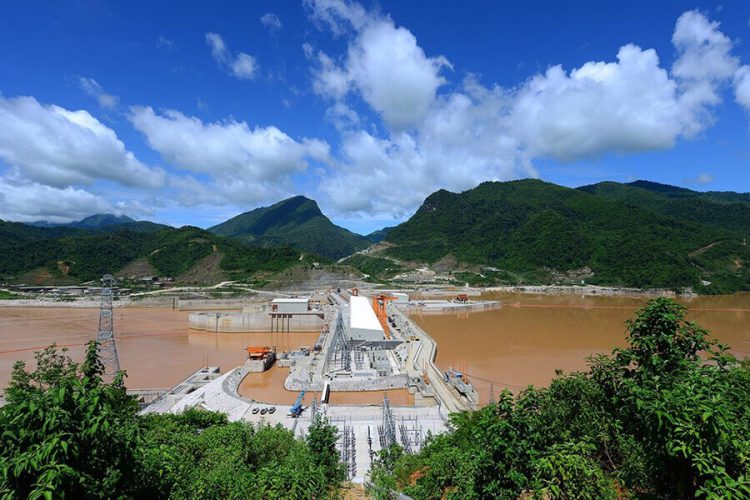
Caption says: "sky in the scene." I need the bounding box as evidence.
[1,1,750,235]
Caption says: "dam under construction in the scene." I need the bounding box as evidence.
[1,286,749,481]
[141,288,496,481]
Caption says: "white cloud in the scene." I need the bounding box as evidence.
[205,32,257,80]
[735,66,750,111]
[230,53,257,80]
[685,172,714,185]
[0,179,111,223]
[260,12,282,32]
[319,80,536,216]
[511,45,685,159]
[307,0,451,130]
[309,5,745,217]
[77,76,119,109]
[129,106,331,205]
[0,95,164,189]
[672,10,738,82]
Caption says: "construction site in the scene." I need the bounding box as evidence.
[129,285,500,482]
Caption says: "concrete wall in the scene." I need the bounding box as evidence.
[189,311,323,332]
[178,299,251,311]
[272,298,309,313]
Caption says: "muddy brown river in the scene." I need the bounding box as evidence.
[410,292,750,405]
[1,293,748,407]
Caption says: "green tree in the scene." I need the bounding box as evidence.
[0,342,143,498]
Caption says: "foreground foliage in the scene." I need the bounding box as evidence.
[0,342,344,498]
[370,298,750,498]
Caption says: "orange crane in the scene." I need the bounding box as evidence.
[372,294,396,339]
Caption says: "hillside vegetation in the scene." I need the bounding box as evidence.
[370,299,750,498]
[0,343,344,498]
[0,222,323,284]
[381,180,750,292]
[579,180,750,234]
[209,196,370,260]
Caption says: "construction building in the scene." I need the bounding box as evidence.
[271,297,310,313]
[349,296,385,342]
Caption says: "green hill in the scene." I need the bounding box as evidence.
[365,226,394,243]
[0,222,323,285]
[578,181,750,234]
[29,213,168,233]
[381,179,750,292]
[208,196,370,260]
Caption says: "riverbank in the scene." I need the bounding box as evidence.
[482,284,694,298]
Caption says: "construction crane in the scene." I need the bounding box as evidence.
[289,389,306,417]
[372,294,396,339]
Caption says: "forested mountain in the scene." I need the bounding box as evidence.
[365,226,394,243]
[578,180,750,234]
[0,222,322,285]
[381,179,750,292]
[209,196,370,260]
[29,214,168,233]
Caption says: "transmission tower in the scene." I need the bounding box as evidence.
[96,274,121,376]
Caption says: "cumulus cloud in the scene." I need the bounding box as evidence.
[205,32,257,80]
[77,76,118,109]
[308,5,745,217]
[260,12,282,32]
[318,80,536,216]
[129,106,331,205]
[512,45,689,160]
[307,0,451,130]
[735,66,750,111]
[0,179,111,223]
[0,95,164,189]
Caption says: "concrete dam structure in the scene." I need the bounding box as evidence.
[188,310,324,332]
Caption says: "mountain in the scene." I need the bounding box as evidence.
[209,196,370,260]
[379,179,750,293]
[365,226,395,243]
[70,214,135,228]
[29,214,167,233]
[0,222,324,285]
[578,181,750,234]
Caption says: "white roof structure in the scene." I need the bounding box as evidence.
[349,296,384,341]
[272,298,309,303]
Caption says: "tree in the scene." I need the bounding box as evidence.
[370,299,750,499]
[0,342,143,498]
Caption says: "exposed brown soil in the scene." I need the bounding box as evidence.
[116,257,158,279]
[175,252,227,285]
[17,267,77,286]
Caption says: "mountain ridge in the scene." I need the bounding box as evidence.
[208,196,370,260]
[378,179,749,293]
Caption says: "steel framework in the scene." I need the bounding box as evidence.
[96,274,121,377]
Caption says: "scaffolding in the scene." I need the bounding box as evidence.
[337,419,357,480]
[354,347,366,371]
[398,415,424,454]
[326,312,351,372]
[378,393,397,449]
[96,274,120,377]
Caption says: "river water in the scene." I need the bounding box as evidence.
[409,292,750,405]
[1,293,747,407]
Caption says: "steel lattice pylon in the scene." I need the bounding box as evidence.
[96,274,121,376]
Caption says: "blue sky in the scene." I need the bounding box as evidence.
[1,0,749,235]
